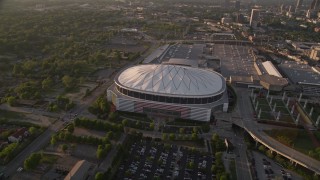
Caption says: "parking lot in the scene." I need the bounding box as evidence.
[161,44,205,62]
[252,151,303,180]
[116,140,214,180]
[213,44,258,77]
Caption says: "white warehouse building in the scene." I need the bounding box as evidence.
[107,64,229,121]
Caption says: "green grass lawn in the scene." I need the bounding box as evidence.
[279,115,294,123]
[257,98,269,105]
[40,154,58,164]
[259,105,272,112]
[265,129,316,155]
[305,104,320,125]
[273,99,285,106]
[314,131,320,142]
[0,109,25,119]
[260,112,275,120]
[275,106,290,114]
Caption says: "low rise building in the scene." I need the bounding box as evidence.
[64,160,93,180]
[310,46,320,61]
[8,127,29,143]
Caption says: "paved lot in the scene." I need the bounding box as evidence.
[213,44,257,77]
[115,140,214,180]
[252,151,303,180]
[161,44,205,62]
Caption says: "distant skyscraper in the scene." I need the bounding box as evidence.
[250,9,260,27]
[295,0,303,12]
[235,1,241,10]
[310,0,320,10]
[236,13,245,23]
[224,0,230,8]
[280,4,284,14]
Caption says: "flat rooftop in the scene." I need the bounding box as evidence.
[143,44,170,64]
[161,44,204,62]
[213,44,258,77]
[278,61,320,85]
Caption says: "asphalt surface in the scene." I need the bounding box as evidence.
[213,44,258,77]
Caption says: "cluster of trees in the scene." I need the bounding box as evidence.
[24,152,41,170]
[48,95,75,112]
[122,119,154,131]
[1,96,17,106]
[74,118,123,132]
[51,131,110,146]
[211,152,229,180]
[0,5,141,101]
[309,147,320,161]
[0,80,42,104]
[88,96,110,118]
[61,75,78,90]
[0,129,15,140]
[211,133,226,153]
[95,172,105,180]
[14,81,41,100]
[0,143,18,164]
[161,132,200,141]
[96,144,112,159]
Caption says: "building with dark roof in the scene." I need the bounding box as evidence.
[64,160,92,180]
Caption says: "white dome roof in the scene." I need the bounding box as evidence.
[116,64,225,97]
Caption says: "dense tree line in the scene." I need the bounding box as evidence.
[51,131,110,146]
[48,95,75,112]
[24,153,41,170]
[74,117,123,132]
[88,96,110,118]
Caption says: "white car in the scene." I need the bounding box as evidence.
[17,167,23,172]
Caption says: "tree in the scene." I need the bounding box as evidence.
[191,133,198,140]
[188,161,195,169]
[106,131,113,140]
[28,127,37,135]
[220,173,229,180]
[179,128,185,134]
[67,124,75,133]
[0,143,17,158]
[24,153,41,170]
[149,122,155,130]
[50,135,57,145]
[42,77,53,90]
[96,148,105,159]
[95,172,104,180]
[169,133,175,141]
[62,75,76,89]
[122,119,128,126]
[6,96,17,106]
[258,145,266,153]
[192,127,198,134]
[61,144,68,152]
[162,133,168,140]
[96,144,111,159]
[212,133,220,141]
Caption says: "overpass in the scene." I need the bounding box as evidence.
[159,39,252,45]
[232,118,320,175]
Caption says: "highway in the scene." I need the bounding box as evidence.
[235,88,320,175]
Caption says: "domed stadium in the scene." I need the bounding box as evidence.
[107,64,229,121]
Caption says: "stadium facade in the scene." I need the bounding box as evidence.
[107,64,228,121]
